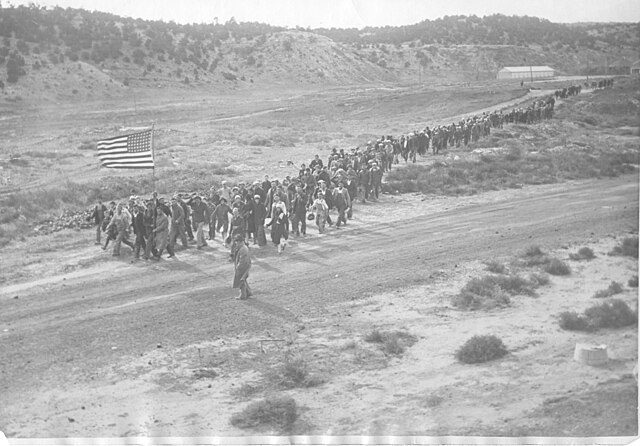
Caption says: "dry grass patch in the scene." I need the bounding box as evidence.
[452,272,544,310]
[384,142,638,197]
[229,395,298,432]
[266,353,324,390]
[363,329,418,356]
[484,260,506,274]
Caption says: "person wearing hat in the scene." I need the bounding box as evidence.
[357,166,371,203]
[291,185,308,237]
[317,166,331,186]
[311,190,329,234]
[131,202,147,260]
[232,234,252,300]
[333,181,351,228]
[142,199,156,260]
[266,195,288,253]
[228,207,246,247]
[88,200,108,245]
[169,196,187,254]
[249,194,267,246]
[152,204,171,260]
[127,195,137,216]
[190,196,210,249]
[252,180,265,203]
[243,194,262,246]
[105,202,134,257]
[216,181,231,204]
[313,179,334,226]
[211,197,231,242]
[370,163,383,200]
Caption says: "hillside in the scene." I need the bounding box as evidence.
[0,5,638,102]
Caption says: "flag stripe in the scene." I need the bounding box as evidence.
[97,129,154,169]
[103,163,153,169]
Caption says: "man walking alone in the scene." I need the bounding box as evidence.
[232,235,252,299]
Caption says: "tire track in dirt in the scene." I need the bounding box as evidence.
[1,176,637,393]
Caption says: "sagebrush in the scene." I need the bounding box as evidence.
[456,335,508,364]
[608,237,639,258]
[558,299,637,331]
[569,247,595,261]
[584,299,637,329]
[544,258,571,276]
[558,311,593,331]
[592,281,624,298]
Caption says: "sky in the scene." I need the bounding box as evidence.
[7,0,640,28]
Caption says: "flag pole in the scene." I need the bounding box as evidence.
[151,122,156,194]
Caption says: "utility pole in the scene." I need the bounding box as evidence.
[530,64,533,84]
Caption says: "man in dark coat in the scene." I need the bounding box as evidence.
[131,204,147,260]
[357,167,371,203]
[232,235,252,300]
[291,187,308,236]
[250,195,268,246]
[88,201,107,245]
[370,165,383,200]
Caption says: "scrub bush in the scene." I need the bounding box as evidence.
[544,258,571,276]
[569,247,595,260]
[608,237,639,258]
[584,299,637,329]
[456,335,508,364]
[592,281,623,298]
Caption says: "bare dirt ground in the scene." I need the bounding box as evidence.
[0,80,638,441]
[0,173,637,438]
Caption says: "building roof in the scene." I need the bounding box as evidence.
[631,60,640,68]
[499,66,555,73]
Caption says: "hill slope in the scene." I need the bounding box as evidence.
[0,5,638,102]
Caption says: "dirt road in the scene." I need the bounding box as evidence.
[1,175,637,435]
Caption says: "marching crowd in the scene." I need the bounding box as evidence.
[88,85,586,297]
[89,148,386,261]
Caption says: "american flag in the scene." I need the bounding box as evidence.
[97,129,154,169]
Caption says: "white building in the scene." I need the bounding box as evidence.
[497,66,555,80]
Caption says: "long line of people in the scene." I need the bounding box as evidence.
[89,83,587,260]
[375,91,566,168]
